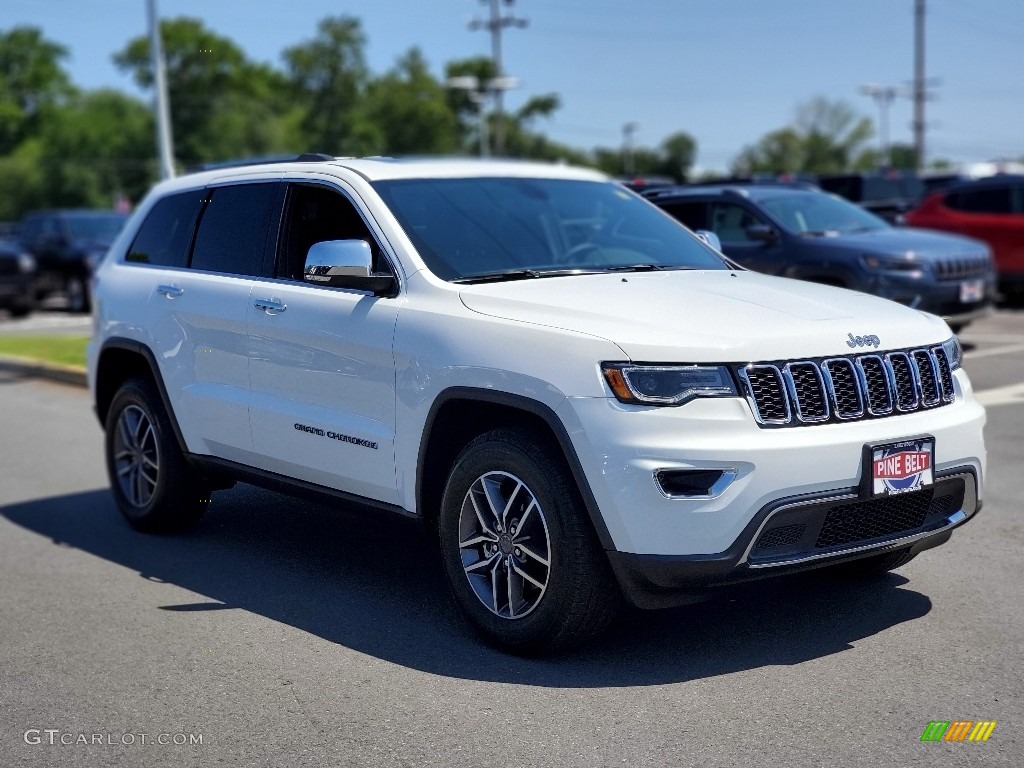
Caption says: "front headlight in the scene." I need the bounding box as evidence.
[861,254,922,272]
[18,252,35,273]
[602,363,738,406]
[941,336,962,371]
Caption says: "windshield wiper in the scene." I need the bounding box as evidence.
[453,268,607,284]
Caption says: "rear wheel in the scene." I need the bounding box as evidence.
[438,428,621,655]
[104,377,210,532]
[65,274,90,313]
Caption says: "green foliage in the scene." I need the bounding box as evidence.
[592,131,697,182]
[733,97,875,175]
[115,18,300,167]
[0,26,73,154]
[365,48,458,155]
[283,16,374,155]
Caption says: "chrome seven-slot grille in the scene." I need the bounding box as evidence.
[934,254,990,281]
[738,345,956,427]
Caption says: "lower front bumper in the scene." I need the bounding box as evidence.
[608,467,979,609]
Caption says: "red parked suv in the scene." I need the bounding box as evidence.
[906,176,1024,294]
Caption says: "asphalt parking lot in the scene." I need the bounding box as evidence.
[0,309,1020,768]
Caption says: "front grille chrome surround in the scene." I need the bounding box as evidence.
[738,345,956,428]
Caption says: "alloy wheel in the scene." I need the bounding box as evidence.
[113,404,160,508]
[458,471,552,619]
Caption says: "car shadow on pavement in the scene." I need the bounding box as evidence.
[1,484,934,688]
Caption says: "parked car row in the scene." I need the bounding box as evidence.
[0,209,128,317]
[644,183,996,331]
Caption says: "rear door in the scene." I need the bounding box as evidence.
[944,183,1024,275]
[140,180,280,459]
[246,177,402,504]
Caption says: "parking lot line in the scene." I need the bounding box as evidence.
[964,343,1024,360]
[974,382,1024,407]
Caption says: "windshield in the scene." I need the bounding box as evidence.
[759,192,888,235]
[63,213,128,242]
[372,177,728,281]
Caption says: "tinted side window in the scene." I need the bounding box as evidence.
[276,183,388,281]
[190,183,277,276]
[659,202,708,231]
[126,191,203,267]
[946,186,1012,214]
[709,203,766,242]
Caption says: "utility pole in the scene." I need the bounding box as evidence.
[469,0,527,156]
[622,122,640,176]
[912,0,926,171]
[146,0,175,179]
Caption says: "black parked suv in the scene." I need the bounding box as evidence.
[19,210,128,312]
[817,172,924,224]
[648,185,995,331]
[0,239,36,317]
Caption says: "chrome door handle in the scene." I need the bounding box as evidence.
[156,284,183,298]
[254,298,287,314]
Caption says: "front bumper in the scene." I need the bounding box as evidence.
[863,272,996,324]
[607,467,979,608]
[559,368,985,559]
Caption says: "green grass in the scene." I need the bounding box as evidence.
[0,334,89,368]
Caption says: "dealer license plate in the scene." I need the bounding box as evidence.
[960,279,984,303]
[867,437,935,497]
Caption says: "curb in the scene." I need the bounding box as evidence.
[0,355,87,388]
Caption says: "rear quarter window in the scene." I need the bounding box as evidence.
[126,191,204,267]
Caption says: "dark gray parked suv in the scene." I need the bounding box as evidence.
[648,185,995,331]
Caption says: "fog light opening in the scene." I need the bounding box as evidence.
[655,468,737,499]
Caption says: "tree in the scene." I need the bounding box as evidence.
[364,48,458,155]
[114,17,299,168]
[733,97,874,175]
[283,16,375,155]
[0,26,73,154]
[591,131,698,182]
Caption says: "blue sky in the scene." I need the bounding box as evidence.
[8,0,1023,172]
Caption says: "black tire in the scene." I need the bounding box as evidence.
[104,377,210,533]
[8,301,32,318]
[65,274,90,313]
[829,548,917,578]
[438,427,622,655]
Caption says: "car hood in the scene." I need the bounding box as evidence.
[818,226,986,258]
[459,270,951,362]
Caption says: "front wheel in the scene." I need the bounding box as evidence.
[438,428,621,655]
[104,377,210,532]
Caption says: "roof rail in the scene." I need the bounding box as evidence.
[185,153,335,174]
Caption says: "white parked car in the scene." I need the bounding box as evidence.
[87,156,986,654]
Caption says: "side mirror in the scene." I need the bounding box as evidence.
[303,239,396,295]
[695,230,722,252]
[745,224,777,243]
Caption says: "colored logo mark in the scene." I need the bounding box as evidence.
[920,721,997,742]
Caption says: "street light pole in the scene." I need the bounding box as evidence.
[146,0,175,179]
[860,84,900,168]
[469,0,527,156]
[622,122,640,176]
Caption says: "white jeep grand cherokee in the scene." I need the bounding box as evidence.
[87,156,986,654]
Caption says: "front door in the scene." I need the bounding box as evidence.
[246,179,402,505]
